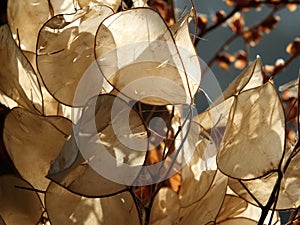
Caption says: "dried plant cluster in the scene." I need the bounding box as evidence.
[0,0,299,225]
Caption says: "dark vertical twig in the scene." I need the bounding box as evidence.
[257,170,283,225]
[168,0,176,22]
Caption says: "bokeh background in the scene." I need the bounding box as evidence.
[175,0,300,112]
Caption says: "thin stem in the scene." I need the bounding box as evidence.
[238,180,264,208]
[207,8,278,68]
[129,188,145,225]
[162,108,192,181]
[207,34,238,67]
[257,170,283,225]
[14,185,46,194]
[144,185,156,225]
[268,185,280,225]
[144,106,156,125]
[162,106,175,159]
[189,0,199,44]
[269,54,299,79]
[194,7,240,46]
[168,0,176,23]
[47,0,54,17]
